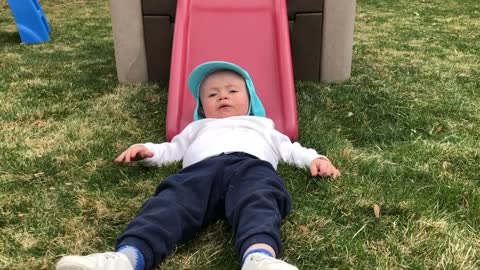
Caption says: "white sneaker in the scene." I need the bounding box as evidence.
[241,253,299,270]
[56,252,134,270]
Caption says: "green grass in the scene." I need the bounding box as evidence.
[1,0,479,269]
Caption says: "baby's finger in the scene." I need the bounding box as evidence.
[320,170,331,178]
[121,149,134,163]
[332,169,341,179]
[134,149,149,161]
[127,149,140,163]
[316,162,326,177]
[321,164,332,177]
[316,164,327,177]
[138,150,151,159]
[114,151,127,163]
[310,164,318,176]
[143,150,154,159]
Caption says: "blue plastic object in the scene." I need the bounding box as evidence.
[7,0,51,44]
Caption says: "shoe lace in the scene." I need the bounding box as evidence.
[250,255,276,267]
[102,253,121,260]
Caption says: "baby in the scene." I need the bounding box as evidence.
[56,61,340,270]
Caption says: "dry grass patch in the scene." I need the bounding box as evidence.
[54,217,102,253]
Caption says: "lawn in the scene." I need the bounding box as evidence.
[0,0,479,269]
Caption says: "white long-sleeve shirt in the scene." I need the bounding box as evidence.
[138,116,326,170]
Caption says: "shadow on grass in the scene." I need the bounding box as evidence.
[0,30,20,44]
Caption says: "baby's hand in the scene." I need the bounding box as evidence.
[114,144,154,164]
[309,158,341,179]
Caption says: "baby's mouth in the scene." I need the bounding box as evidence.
[218,104,231,109]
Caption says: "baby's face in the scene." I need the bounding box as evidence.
[199,71,249,119]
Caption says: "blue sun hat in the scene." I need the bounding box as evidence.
[187,61,266,120]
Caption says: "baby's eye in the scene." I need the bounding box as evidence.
[208,93,217,98]
[229,89,238,93]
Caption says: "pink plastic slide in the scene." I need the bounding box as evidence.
[166,0,297,141]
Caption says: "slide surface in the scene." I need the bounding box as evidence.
[166,0,297,141]
[7,0,50,43]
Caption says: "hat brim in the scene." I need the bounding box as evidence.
[187,61,251,97]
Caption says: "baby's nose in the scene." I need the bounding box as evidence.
[218,92,228,100]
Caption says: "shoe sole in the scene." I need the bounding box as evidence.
[56,260,92,270]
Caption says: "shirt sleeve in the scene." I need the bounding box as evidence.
[270,129,328,168]
[135,125,193,167]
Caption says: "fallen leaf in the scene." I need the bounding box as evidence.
[298,224,309,233]
[442,161,450,170]
[373,204,380,218]
[41,257,48,269]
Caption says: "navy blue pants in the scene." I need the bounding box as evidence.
[115,152,291,270]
